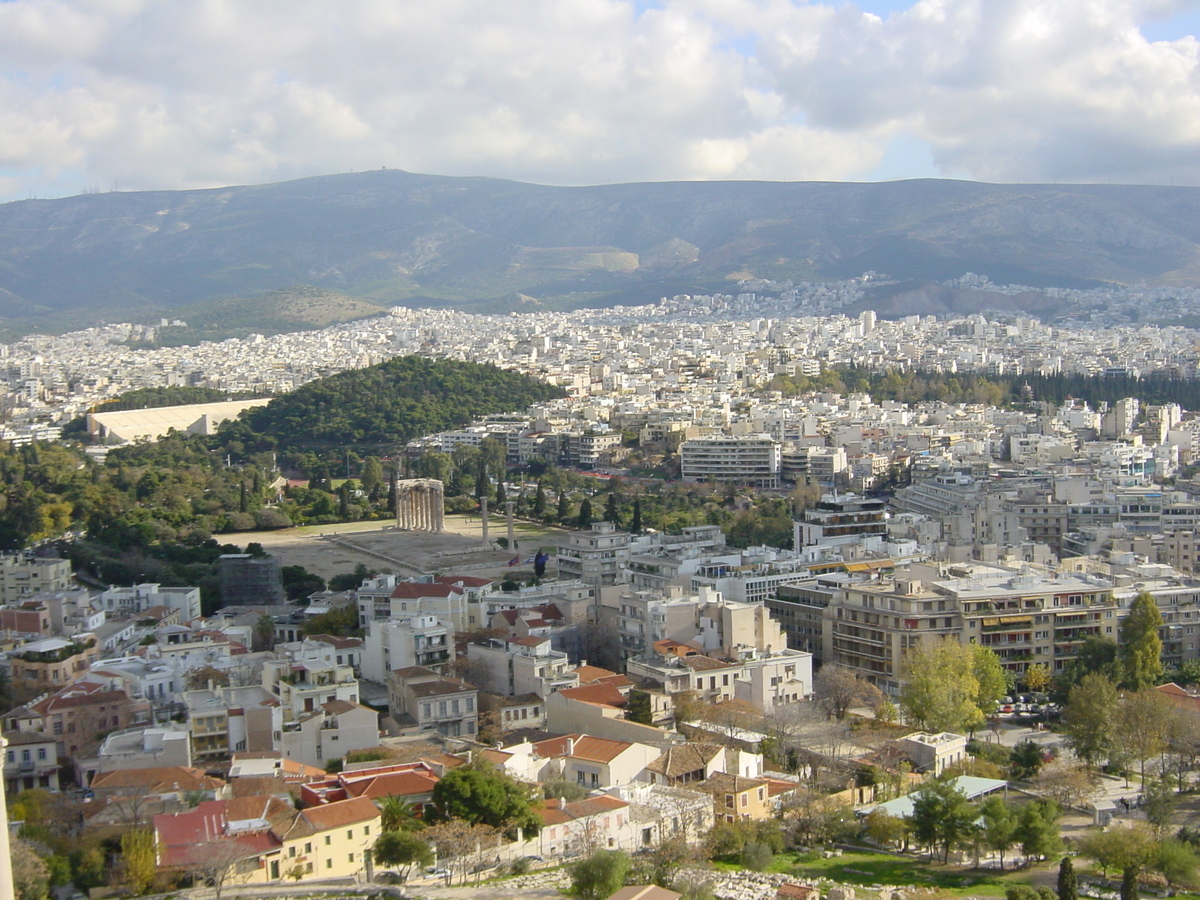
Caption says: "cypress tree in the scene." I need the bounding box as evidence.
[1058,856,1077,900]
[631,497,642,533]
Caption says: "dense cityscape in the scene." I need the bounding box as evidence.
[0,274,1199,900]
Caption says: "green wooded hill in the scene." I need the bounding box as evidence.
[231,356,566,450]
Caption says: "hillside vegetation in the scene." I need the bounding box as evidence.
[229,356,566,450]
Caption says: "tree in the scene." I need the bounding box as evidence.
[1142,777,1178,835]
[360,456,384,497]
[631,497,642,533]
[577,498,593,528]
[814,664,883,721]
[1155,838,1198,889]
[378,796,424,833]
[973,645,1011,717]
[1114,689,1174,783]
[909,778,978,863]
[569,850,630,900]
[864,809,907,850]
[429,760,541,836]
[741,841,773,871]
[556,490,569,523]
[900,639,986,734]
[252,614,276,652]
[422,821,500,885]
[533,480,547,518]
[120,829,158,895]
[1063,672,1118,769]
[11,840,49,900]
[1058,856,1078,900]
[1035,763,1098,810]
[1079,825,1156,882]
[1120,591,1164,691]
[1010,740,1046,780]
[1025,663,1052,693]
[604,492,620,526]
[980,794,1017,870]
[1015,798,1062,862]
[627,690,654,725]
[372,831,434,882]
[187,839,258,900]
[544,778,589,802]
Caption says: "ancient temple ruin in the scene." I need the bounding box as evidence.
[394,479,445,532]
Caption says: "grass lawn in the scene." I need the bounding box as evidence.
[764,850,1051,897]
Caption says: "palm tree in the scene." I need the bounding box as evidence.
[378,796,424,833]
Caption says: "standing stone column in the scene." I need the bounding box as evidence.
[480,496,489,547]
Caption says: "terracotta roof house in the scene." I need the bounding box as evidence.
[154,794,379,883]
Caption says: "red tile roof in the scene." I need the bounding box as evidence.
[390,583,463,600]
[558,683,627,708]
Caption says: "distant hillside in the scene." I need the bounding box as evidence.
[3,171,1200,335]
[228,356,566,450]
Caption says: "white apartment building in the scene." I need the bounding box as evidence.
[466,636,579,697]
[361,614,451,682]
[98,583,202,621]
[0,555,72,603]
[680,435,781,488]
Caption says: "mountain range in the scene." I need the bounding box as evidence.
[3,170,1200,339]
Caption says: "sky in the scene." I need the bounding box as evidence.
[1,0,1199,203]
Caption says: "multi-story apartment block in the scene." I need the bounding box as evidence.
[388,665,478,738]
[821,565,1118,694]
[8,635,99,699]
[466,636,579,697]
[355,575,474,632]
[4,731,59,792]
[1012,496,1071,552]
[1161,531,1200,575]
[626,644,812,712]
[275,634,364,674]
[768,576,846,661]
[680,435,781,488]
[795,493,888,547]
[262,660,359,720]
[609,585,790,665]
[98,583,202,621]
[0,555,72,603]
[0,601,53,637]
[361,614,451,682]
[556,522,632,586]
[183,685,282,759]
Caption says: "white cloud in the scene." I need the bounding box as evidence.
[0,0,1198,202]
